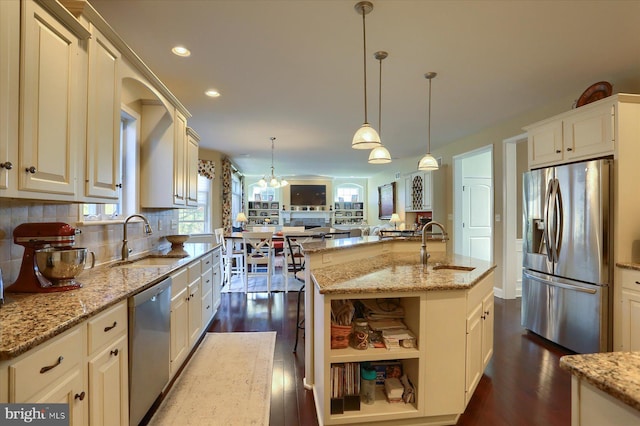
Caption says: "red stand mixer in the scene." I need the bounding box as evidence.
[9,222,83,293]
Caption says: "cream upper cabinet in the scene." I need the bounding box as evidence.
[0,1,19,193]
[19,0,89,198]
[84,23,121,200]
[526,97,616,168]
[405,171,432,212]
[173,111,187,206]
[140,106,198,208]
[186,127,200,207]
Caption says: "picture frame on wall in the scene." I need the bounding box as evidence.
[378,182,396,220]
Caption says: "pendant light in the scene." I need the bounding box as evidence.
[368,50,391,164]
[352,1,381,150]
[257,137,289,188]
[417,72,440,171]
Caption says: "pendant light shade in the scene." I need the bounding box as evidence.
[352,1,381,150]
[369,50,391,164]
[418,72,439,171]
[368,145,392,163]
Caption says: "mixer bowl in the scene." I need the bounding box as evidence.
[35,247,88,283]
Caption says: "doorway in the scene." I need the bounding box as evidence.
[502,133,528,299]
[453,146,493,262]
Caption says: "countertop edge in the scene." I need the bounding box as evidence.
[616,262,640,271]
[560,353,640,413]
[0,243,220,361]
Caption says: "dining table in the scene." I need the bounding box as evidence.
[223,230,327,285]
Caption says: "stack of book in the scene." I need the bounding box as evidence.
[368,319,417,350]
[330,362,361,414]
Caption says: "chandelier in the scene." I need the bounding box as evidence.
[258,137,289,188]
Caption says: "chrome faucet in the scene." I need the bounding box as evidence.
[420,221,448,265]
[122,214,153,260]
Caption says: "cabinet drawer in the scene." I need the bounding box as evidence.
[211,249,221,267]
[171,267,188,298]
[201,268,213,295]
[10,326,84,402]
[87,301,127,354]
[619,267,640,292]
[201,252,214,273]
[188,260,202,283]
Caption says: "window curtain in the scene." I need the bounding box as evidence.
[221,158,233,234]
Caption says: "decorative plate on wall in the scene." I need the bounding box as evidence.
[575,81,613,108]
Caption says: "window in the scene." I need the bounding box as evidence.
[179,174,211,234]
[248,184,277,202]
[231,173,242,226]
[335,184,363,203]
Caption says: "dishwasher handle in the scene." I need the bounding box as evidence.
[129,277,172,307]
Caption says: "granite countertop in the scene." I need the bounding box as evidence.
[311,251,496,295]
[560,352,640,412]
[0,242,219,361]
[617,262,640,271]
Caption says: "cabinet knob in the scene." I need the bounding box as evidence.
[25,166,37,174]
[0,161,12,170]
[555,150,561,154]
[485,310,490,316]
[116,183,122,188]
[566,147,573,152]
[110,348,119,356]
[635,281,640,285]
[74,391,86,401]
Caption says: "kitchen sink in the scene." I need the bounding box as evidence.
[432,264,475,272]
[111,257,181,268]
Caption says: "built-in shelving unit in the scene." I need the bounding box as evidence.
[247,201,280,225]
[334,202,364,225]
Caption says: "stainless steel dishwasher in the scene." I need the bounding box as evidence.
[128,276,172,426]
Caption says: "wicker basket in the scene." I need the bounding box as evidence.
[331,323,351,349]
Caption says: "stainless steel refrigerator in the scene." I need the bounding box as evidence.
[522,158,612,353]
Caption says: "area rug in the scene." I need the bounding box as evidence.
[149,332,276,426]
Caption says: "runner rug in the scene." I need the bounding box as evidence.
[149,331,276,425]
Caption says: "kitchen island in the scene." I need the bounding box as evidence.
[301,236,496,425]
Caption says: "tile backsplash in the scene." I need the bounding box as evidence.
[0,199,179,287]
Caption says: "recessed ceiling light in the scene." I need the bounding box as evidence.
[205,89,221,98]
[171,46,190,57]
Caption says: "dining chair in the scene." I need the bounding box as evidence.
[242,232,274,293]
[215,228,244,286]
[286,234,309,352]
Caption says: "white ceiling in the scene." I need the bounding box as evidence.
[90,0,640,179]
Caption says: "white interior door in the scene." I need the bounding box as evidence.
[454,146,493,263]
[462,177,492,261]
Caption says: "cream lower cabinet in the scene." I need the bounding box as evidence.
[170,260,203,378]
[7,325,88,426]
[170,267,190,378]
[570,376,640,426]
[201,248,223,328]
[86,301,128,426]
[313,270,494,426]
[619,267,640,351]
[465,276,494,405]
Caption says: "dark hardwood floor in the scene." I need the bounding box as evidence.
[207,292,573,426]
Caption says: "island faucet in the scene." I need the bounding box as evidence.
[122,214,153,260]
[420,221,448,265]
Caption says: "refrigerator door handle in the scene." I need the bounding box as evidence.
[554,179,563,263]
[523,270,599,294]
[543,179,554,263]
